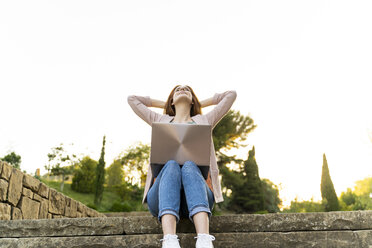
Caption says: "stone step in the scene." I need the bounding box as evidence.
[1,231,372,248]
[0,211,371,238]
[1,211,371,247]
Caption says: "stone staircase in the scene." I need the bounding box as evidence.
[1,210,371,247]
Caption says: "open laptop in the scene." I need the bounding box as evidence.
[150,122,212,179]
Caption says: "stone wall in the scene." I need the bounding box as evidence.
[0,161,105,220]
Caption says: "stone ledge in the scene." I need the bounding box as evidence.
[1,231,372,248]
[0,211,371,238]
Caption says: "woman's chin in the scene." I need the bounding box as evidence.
[174,96,192,105]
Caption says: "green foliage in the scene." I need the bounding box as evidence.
[119,143,150,188]
[94,136,106,206]
[47,144,78,192]
[262,178,282,213]
[339,177,372,211]
[71,156,97,193]
[1,151,21,169]
[224,147,265,213]
[282,197,325,213]
[320,154,340,211]
[106,160,124,187]
[213,110,256,152]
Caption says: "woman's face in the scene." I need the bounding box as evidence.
[172,85,193,105]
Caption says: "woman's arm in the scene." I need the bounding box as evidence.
[199,97,214,108]
[205,91,237,127]
[127,95,163,126]
[150,99,166,109]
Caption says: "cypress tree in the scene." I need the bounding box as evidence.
[242,146,264,212]
[227,146,264,213]
[94,136,106,206]
[321,153,340,211]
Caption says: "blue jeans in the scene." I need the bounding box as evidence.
[147,160,215,223]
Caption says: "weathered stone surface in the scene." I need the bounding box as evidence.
[0,161,12,180]
[47,213,52,219]
[22,187,33,198]
[360,210,372,230]
[64,197,77,218]
[19,197,40,219]
[22,174,40,192]
[0,202,11,220]
[0,178,8,201]
[38,183,49,198]
[53,215,62,219]
[1,231,372,248]
[7,168,23,206]
[0,217,125,238]
[38,198,49,219]
[11,206,22,220]
[33,193,42,202]
[0,161,3,174]
[48,189,65,215]
[77,202,87,217]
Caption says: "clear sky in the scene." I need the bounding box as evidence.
[1,0,371,207]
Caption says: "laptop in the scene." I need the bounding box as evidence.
[150,122,212,179]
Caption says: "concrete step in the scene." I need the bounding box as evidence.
[0,211,371,247]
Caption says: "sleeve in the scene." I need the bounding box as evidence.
[127,95,163,126]
[205,90,237,128]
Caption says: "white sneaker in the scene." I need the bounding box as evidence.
[161,234,181,248]
[195,233,215,248]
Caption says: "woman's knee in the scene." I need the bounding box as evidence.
[163,160,181,175]
[181,160,200,176]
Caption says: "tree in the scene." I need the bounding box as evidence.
[119,143,150,188]
[320,153,340,211]
[282,197,325,213]
[339,177,372,210]
[94,136,106,206]
[1,152,21,169]
[106,160,124,187]
[47,144,78,192]
[224,147,264,213]
[71,156,98,193]
[262,179,282,213]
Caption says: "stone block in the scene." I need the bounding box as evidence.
[76,212,82,218]
[47,213,52,219]
[11,206,22,220]
[53,215,61,219]
[49,189,65,215]
[22,187,33,198]
[0,202,11,220]
[359,210,372,229]
[38,183,49,198]
[64,197,77,218]
[0,178,8,201]
[0,161,12,180]
[77,202,86,216]
[23,174,41,192]
[33,193,43,202]
[0,161,2,174]
[7,168,24,206]
[39,198,49,219]
[19,197,41,219]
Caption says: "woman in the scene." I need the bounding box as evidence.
[127,85,237,248]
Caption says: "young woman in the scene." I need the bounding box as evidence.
[127,85,237,248]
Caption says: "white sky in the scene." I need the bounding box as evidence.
[1,0,371,207]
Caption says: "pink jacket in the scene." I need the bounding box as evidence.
[127,90,237,204]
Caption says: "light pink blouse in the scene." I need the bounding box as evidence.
[127,90,237,204]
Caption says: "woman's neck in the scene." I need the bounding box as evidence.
[173,102,192,123]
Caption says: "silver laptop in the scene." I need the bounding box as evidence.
[150,122,211,179]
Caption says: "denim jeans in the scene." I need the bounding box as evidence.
[147,160,215,223]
